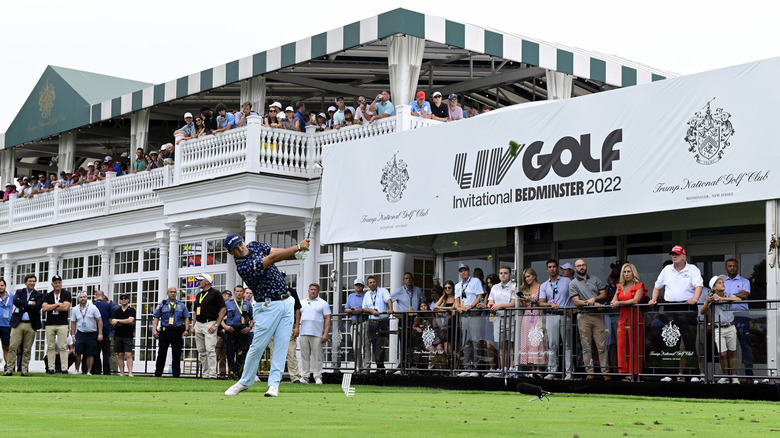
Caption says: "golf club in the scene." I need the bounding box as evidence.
[307,162,323,240]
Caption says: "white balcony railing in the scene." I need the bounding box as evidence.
[0,106,441,234]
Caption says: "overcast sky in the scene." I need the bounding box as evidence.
[1,0,777,133]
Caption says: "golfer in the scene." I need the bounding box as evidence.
[224,233,310,397]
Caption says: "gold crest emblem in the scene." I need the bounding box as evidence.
[39,80,56,119]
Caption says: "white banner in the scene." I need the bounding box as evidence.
[321,57,780,244]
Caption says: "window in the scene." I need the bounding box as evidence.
[114,250,139,275]
[139,279,159,361]
[320,245,359,254]
[15,262,36,285]
[37,261,49,283]
[61,257,84,280]
[413,258,435,300]
[180,241,202,268]
[86,255,101,277]
[113,281,138,300]
[206,239,227,265]
[364,258,392,290]
[318,261,358,306]
[258,230,299,249]
[143,247,160,272]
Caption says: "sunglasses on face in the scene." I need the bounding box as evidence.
[269,109,277,113]
[444,286,453,290]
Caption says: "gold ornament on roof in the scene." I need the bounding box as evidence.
[39,80,56,119]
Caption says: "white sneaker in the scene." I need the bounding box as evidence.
[690,376,702,383]
[224,382,248,396]
[564,373,573,381]
[393,370,401,375]
[544,374,555,380]
[456,372,470,377]
[264,385,278,397]
[86,372,92,375]
[299,377,309,384]
[731,378,740,384]
[468,372,479,377]
[485,372,498,378]
[254,375,261,382]
[314,377,323,384]
[72,370,80,375]
[660,376,673,382]
[717,377,729,384]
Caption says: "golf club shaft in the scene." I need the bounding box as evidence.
[307,168,324,240]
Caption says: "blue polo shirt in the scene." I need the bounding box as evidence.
[540,276,573,308]
[217,113,237,129]
[179,122,195,136]
[153,300,190,327]
[724,274,750,312]
[409,100,431,117]
[224,299,253,326]
[294,111,307,131]
[374,100,395,116]
[235,241,288,301]
[0,292,14,327]
[345,291,367,323]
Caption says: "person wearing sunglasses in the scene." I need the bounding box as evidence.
[264,102,283,129]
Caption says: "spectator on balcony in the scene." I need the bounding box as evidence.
[341,109,355,127]
[174,112,197,144]
[16,176,29,198]
[200,107,217,134]
[193,116,208,138]
[429,91,448,122]
[332,97,355,129]
[83,164,96,183]
[44,173,57,191]
[354,95,373,124]
[214,103,237,133]
[293,101,307,132]
[24,174,43,198]
[76,169,88,185]
[131,148,147,174]
[281,106,299,131]
[235,102,259,128]
[370,91,394,122]
[104,156,122,176]
[55,171,68,188]
[326,107,336,129]
[147,151,161,170]
[38,173,51,192]
[467,106,479,118]
[264,102,284,129]
[316,113,330,132]
[447,94,464,121]
[410,91,431,119]
[1,182,16,202]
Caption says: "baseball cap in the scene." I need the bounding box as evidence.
[354,278,365,286]
[195,273,213,283]
[184,112,193,118]
[448,93,458,100]
[335,96,344,102]
[416,91,425,99]
[119,293,130,300]
[52,274,62,282]
[88,163,94,167]
[224,233,244,251]
[432,91,442,98]
[22,176,28,181]
[318,112,326,119]
[458,263,470,271]
[160,144,168,151]
[560,262,574,270]
[4,182,12,186]
[150,150,158,156]
[285,106,294,112]
[327,106,336,112]
[669,245,686,255]
[269,102,282,110]
[77,291,87,298]
[709,274,726,290]
[104,156,112,162]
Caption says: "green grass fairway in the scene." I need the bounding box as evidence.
[2,374,779,437]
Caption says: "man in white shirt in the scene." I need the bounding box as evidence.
[70,291,103,375]
[649,245,704,382]
[362,276,393,371]
[487,265,515,377]
[298,284,331,384]
[455,264,484,377]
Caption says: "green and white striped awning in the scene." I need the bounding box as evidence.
[88,8,674,125]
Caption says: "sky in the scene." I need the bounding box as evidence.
[1,0,777,134]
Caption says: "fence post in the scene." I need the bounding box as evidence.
[105,172,115,215]
[246,116,262,173]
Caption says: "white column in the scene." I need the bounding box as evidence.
[46,248,60,281]
[226,255,237,291]
[545,70,573,100]
[2,255,14,289]
[0,148,15,185]
[243,213,259,243]
[395,104,412,132]
[387,35,426,113]
[58,130,77,175]
[167,224,180,291]
[98,240,112,297]
[104,172,116,215]
[245,116,262,173]
[156,231,169,298]
[766,200,779,377]
[130,108,151,154]
[388,252,406,368]
[240,76,266,116]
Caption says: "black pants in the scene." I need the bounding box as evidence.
[368,319,389,368]
[155,329,184,377]
[224,326,249,377]
[92,336,112,375]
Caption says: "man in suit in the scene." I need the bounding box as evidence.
[3,274,43,376]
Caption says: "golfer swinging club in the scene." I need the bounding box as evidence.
[224,233,310,397]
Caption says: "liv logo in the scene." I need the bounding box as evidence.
[453,147,518,189]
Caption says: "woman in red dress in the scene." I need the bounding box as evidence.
[610,263,646,381]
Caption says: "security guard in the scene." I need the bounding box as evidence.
[152,287,190,377]
[221,285,254,379]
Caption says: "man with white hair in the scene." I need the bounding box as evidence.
[70,291,103,374]
[192,274,226,379]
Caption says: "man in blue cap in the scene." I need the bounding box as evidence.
[224,233,310,397]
